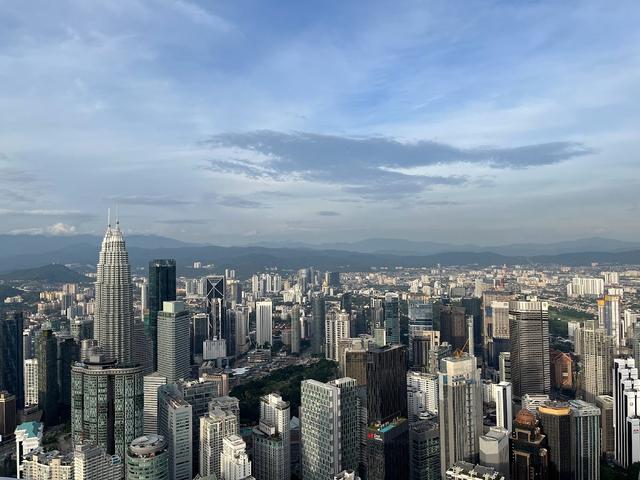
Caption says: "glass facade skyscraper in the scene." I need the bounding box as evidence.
[147,259,176,372]
[1,310,24,409]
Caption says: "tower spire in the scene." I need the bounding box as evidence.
[107,208,111,228]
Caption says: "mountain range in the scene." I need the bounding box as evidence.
[1,234,640,278]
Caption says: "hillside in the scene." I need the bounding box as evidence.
[0,264,89,283]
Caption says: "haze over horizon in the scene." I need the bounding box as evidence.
[1,0,639,244]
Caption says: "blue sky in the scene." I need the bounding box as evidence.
[1,0,639,245]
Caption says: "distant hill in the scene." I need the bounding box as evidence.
[0,264,89,283]
[0,285,21,301]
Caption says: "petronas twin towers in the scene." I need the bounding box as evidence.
[95,219,134,364]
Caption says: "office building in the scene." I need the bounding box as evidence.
[569,400,600,480]
[613,358,640,468]
[1,310,24,409]
[253,393,290,480]
[439,305,467,352]
[15,421,43,479]
[494,382,513,433]
[538,402,572,480]
[574,321,614,403]
[367,417,409,480]
[73,443,123,480]
[407,371,438,421]
[70,351,144,460]
[157,386,193,480]
[311,292,326,355]
[596,395,614,457]
[384,293,400,345]
[221,434,252,480]
[192,313,209,363]
[147,259,176,372]
[256,300,273,347]
[482,291,514,367]
[412,330,440,370]
[0,391,16,441]
[326,311,350,361]
[37,329,59,425]
[598,295,621,346]
[126,435,169,480]
[367,345,408,423]
[157,301,191,383]
[143,372,167,435]
[300,378,359,480]
[509,298,550,398]
[409,415,440,480]
[438,354,482,477]
[95,221,134,364]
[479,427,509,479]
[58,335,79,422]
[510,409,548,480]
[290,304,301,355]
[205,276,226,341]
[20,449,74,479]
[498,352,511,383]
[200,407,238,478]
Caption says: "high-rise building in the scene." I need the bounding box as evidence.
[613,358,640,468]
[481,291,513,368]
[1,310,24,409]
[199,407,238,478]
[300,378,359,480]
[15,421,43,479]
[574,321,614,403]
[311,292,326,355]
[367,417,409,480]
[157,385,193,480]
[569,400,600,480]
[23,359,38,407]
[256,300,273,347]
[20,449,74,479]
[438,354,482,477]
[384,293,400,345]
[126,435,169,480]
[407,371,438,421]
[157,301,191,383]
[221,434,252,480]
[95,221,134,364]
[37,329,59,425]
[147,259,176,372]
[445,461,505,480]
[494,382,513,433]
[567,277,605,297]
[143,372,167,435]
[439,305,467,352]
[510,409,548,480]
[252,393,290,480]
[598,295,621,346]
[409,415,440,480]
[479,427,509,479]
[73,443,123,480]
[71,350,144,460]
[192,313,209,363]
[290,304,301,355]
[411,330,440,370]
[538,402,572,480]
[596,395,614,457]
[326,311,350,361]
[509,298,550,398]
[205,276,226,341]
[498,352,511,383]
[367,345,408,424]
[58,334,79,421]
[0,391,16,441]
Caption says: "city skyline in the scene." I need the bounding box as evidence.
[1,1,639,244]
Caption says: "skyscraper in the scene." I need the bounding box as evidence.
[290,304,301,355]
[569,400,600,480]
[37,329,59,425]
[300,378,359,480]
[367,345,408,424]
[143,372,167,435]
[221,434,252,480]
[478,427,510,479]
[199,407,238,478]
[537,402,572,480]
[95,221,134,364]
[126,435,169,480]
[574,321,614,403]
[367,417,409,480]
[439,305,467,352]
[510,409,548,480]
[438,354,482,477]
[147,259,176,372]
[205,276,226,341]
[71,350,144,460]
[1,310,24,411]
[256,300,273,347]
[384,293,400,345]
[73,443,123,480]
[0,391,16,441]
[326,311,350,361]
[509,298,550,398]
[23,359,38,407]
[157,301,191,383]
[494,382,513,433]
[407,371,438,421]
[598,294,620,346]
[311,292,326,355]
[613,357,640,468]
[252,393,291,480]
[596,394,614,457]
[157,385,193,480]
[409,415,440,480]
[57,335,79,422]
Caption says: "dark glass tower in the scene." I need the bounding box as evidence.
[439,305,467,351]
[311,292,325,355]
[147,259,176,371]
[367,344,407,423]
[384,293,400,344]
[57,335,79,421]
[0,310,24,409]
[38,329,60,424]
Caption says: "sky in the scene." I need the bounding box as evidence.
[1,0,639,246]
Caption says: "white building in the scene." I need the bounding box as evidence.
[15,421,43,479]
[613,358,640,468]
[73,443,123,480]
[200,407,238,478]
[221,435,252,480]
[479,427,510,479]
[256,301,273,347]
[325,311,350,361]
[143,373,167,435]
[21,449,73,480]
[407,371,438,421]
[567,277,605,297]
[252,393,291,480]
[23,359,38,407]
[157,301,191,383]
[494,382,513,433]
